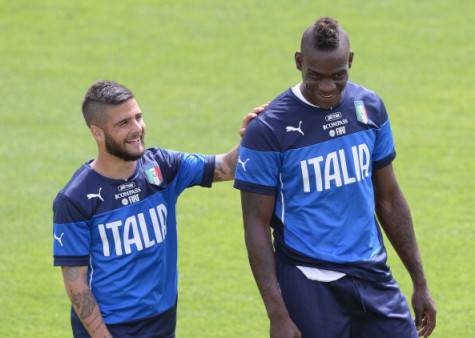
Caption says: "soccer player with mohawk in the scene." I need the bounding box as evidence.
[235,17,436,338]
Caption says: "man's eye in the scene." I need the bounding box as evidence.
[333,72,346,80]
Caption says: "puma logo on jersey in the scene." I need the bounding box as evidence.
[286,121,304,135]
[300,143,371,193]
[87,187,104,202]
[238,157,250,172]
[54,232,65,247]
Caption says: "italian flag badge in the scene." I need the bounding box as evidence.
[354,100,369,124]
[145,165,164,186]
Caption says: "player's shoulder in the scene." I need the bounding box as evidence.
[141,147,184,183]
[242,88,300,151]
[345,81,389,126]
[260,88,302,125]
[142,147,182,166]
[54,163,97,222]
[58,163,96,200]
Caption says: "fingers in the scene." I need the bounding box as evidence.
[414,307,423,332]
[415,303,436,337]
[251,102,269,114]
[420,306,437,337]
[240,103,269,137]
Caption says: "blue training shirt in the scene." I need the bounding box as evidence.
[53,148,214,325]
[234,82,395,282]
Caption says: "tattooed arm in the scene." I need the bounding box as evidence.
[213,104,267,182]
[61,266,112,338]
[373,164,436,337]
[241,191,301,338]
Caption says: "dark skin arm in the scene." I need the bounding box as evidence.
[213,105,267,182]
[61,266,112,338]
[373,164,436,337]
[241,191,301,338]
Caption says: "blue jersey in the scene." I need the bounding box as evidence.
[234,82,395,282]
[53,148,214,325]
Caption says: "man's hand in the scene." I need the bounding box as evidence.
[240,103,268,137]
[413,288,436,337]
[270,315,302,338]
[213,103,268,182]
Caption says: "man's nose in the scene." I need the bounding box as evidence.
[131,119,143,132]
[319,79,336,93]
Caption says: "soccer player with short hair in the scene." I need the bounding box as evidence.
[53,80,263,338]
[235,17,436,338]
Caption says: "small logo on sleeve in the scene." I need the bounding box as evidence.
[238,157,250,172]
[145,166,164,186]
[54,232,64,247]
[354,101,369,124]
[87,187,104,202]
[286,121,305,136]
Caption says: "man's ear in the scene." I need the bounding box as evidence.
[348,50,354,69]
[295,51,303,71]
[90,125,104,142]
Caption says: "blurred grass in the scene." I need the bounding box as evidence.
[0,0,474,337]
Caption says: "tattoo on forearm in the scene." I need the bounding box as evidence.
[214,157,228,181]
[66,267,80,282]
[213,147,239,182]
[224,151,237,174]
[70,289,96,320]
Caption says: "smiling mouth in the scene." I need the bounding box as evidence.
[125,136,143,145]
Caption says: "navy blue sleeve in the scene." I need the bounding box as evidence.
[53,193,90,266]
[234,118,281,195]
[173,153,215,195]
[372,99,396,169]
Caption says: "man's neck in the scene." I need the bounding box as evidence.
[91,152,137,181]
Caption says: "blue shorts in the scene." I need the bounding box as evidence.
[71,303,176,338]
[277,258,418,338]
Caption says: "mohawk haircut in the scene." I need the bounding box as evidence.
[82,80,134,127]
[303,17,341,51]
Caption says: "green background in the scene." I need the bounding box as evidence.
[0,1,473,337]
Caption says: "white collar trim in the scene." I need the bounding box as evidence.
[291,83,320,108]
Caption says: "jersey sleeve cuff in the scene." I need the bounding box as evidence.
[200,155,215,188]
[54,255,89,266]
[373,151,396,169]
[234,179,276,196]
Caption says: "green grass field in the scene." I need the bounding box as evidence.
[1,1,474,337]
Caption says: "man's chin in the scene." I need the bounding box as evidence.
[108,149,144,162]
[125,150,145,161]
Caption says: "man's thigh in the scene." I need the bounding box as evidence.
[351,278,418,338]
[276,260,352,338]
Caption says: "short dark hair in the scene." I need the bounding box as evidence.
[81,80,134,127]
[302,17,344,52]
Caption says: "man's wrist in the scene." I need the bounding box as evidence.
[412,276,428,291]
[267,307,291,321]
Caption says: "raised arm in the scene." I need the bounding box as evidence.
[213,104,267,182]
[61,266,112,338]
[241,191,301,338]
[373,164,436,337]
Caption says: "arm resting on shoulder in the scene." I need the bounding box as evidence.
[373,164,436,337]
[61,266,112,338]
[213,104,267,182]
